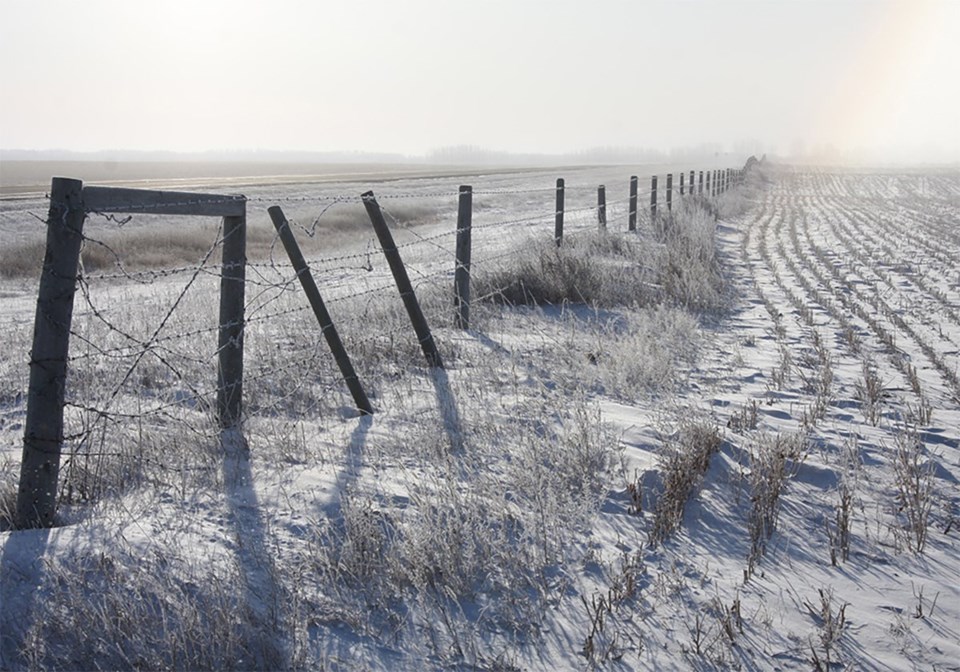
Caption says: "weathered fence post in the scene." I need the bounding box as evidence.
[16,177,86,528]
[217,212,246,429]
[699,170,704,195]
[454,185,473,330]
[597,185,606,229]
[690,170,695,196]
[666,173,673,212]
[555,178,564,246]
[628,176,638,231]
[650,175,658,219]
[362,191,443,369]
[679,172,685,197]
[706,170,711,197]
[268,206,372,415]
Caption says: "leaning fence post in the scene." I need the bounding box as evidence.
[628,176,638,231]
[597,185,606,229]
[217,211,246,429]
[362,191,443,369]
[454,185,472,330]
[16,177,85,528]
[268,206,372,415]
[555,178,564,246]
[666,173,673,212]
[650,175,658,219]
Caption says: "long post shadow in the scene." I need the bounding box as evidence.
[322,414,374,523]
[0,526,51,668]
[430,367,464,453]
[220,428,289,669]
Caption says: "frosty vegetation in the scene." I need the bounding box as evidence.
[0,164,957,670]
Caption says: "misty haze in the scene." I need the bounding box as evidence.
[1,1,958,671]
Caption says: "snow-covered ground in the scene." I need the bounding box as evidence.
[1,164,958,670]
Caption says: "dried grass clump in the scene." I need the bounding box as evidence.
[649,420,723,545]
[473,231,656,308]
[655,200,726,311]
[474,197,727,312]
[747,432,809,571]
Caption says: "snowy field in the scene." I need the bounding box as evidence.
[0,163,958,670]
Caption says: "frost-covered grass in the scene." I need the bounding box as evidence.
[2,164,959,671]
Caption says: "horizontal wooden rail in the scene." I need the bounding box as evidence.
[83,186,246,217]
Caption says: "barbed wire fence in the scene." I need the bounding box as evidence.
[6,167,745,528]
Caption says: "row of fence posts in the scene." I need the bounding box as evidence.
[268,166,744,413]
[15,167,742,528]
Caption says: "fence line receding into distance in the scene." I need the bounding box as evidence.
[12,165,747,528]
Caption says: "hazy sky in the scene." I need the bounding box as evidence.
[1,0,958,162]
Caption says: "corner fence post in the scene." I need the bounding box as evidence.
[555,178,564,246]
[217,211,246,429]
[454,185,473,330]
[16,177,85,528]
[268,206,372,415]
[650,175,658,220]
[362,191,443,369]
[666,173,673,212]
[628,176,638,231]
[597,185,606,229]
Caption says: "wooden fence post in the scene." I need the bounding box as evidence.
[16,177,86,528]
[454,185,472,330]
[650,175,658,219]
[706,170,711,197]
[679,172,685,197]
[217,212,246,429]
[555,178,564,246]
[666,173,673,212]
[690,170,695,196]
[628,176,638,231]
[268,206,372,415]
[597,185,606,229]
[699,170,704,195]
[362,191,443,369]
